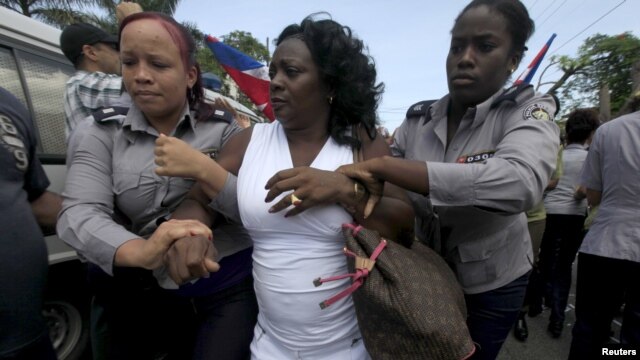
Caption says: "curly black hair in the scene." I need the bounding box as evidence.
[276,13,384,149]
[565,109,600,144]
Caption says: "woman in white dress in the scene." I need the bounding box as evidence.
[153,15,414,360]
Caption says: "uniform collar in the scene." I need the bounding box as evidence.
[122,103,194,143]
[422,95,446,126]
[425,90,501,128]
[471,89,505,129]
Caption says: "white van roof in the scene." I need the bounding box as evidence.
[0,7,63,54]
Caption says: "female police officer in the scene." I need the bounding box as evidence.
[338,0,560,358]
[57,12,257,360]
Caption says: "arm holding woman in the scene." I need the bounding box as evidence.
[57,122,212,276]
[156,129,253,284]
[339,98,561,215]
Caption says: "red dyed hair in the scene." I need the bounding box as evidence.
[119,12,205,112]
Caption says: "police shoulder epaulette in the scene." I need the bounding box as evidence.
[406,100,437,119]
[491,83,533,108]
[207,108,234,124]
[92,106,128,123]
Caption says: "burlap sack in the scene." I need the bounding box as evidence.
[343,224,475,360]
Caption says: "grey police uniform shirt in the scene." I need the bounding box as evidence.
[57,103,252,288]
[579,111,640,263]
[392,86,560,294]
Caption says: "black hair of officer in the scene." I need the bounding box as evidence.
[456,0,534,65]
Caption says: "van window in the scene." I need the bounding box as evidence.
[0,47,28,105]
[20,52,73,156]
[0,45,73,157]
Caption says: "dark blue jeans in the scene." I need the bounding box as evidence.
[465,271,530,360]
[569,253,640,360]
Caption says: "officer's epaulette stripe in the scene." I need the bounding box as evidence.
[208,108,233,124]
[406,100,437,119]
[491,84,533,108]
[92,106,129,123]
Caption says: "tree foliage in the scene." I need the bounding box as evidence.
[541,32,640,115]
[83,0,183,33]
[1,0,102,28]
[1,0,182,31]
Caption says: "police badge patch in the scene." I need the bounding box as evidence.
[523,103,552,121]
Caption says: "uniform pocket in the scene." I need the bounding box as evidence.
[455,226,510,288]
[456,226,508,262]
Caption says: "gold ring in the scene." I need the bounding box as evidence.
[291,194,301,206]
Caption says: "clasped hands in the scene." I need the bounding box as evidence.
[138,219,220,285]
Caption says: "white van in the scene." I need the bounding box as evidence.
[0,7,261,359]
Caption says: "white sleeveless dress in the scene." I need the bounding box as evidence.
[238,121,361,351]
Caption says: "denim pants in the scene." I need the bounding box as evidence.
[465,271,530,360]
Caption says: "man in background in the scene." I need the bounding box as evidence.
[60,1,142,138]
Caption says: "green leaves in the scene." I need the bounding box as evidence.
[549,32,640,116]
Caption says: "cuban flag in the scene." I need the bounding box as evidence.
[205,35,274,121]
[514,33,557,85]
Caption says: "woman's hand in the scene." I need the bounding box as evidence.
[336,160,384,218]
[264,167,353,217]
[164,234,220,285]
[155,134,209,180]
[143,219,212,269]
[214,97,251,129]
[116,219,213,270]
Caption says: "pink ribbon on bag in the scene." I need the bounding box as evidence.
[314,224,387,309]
